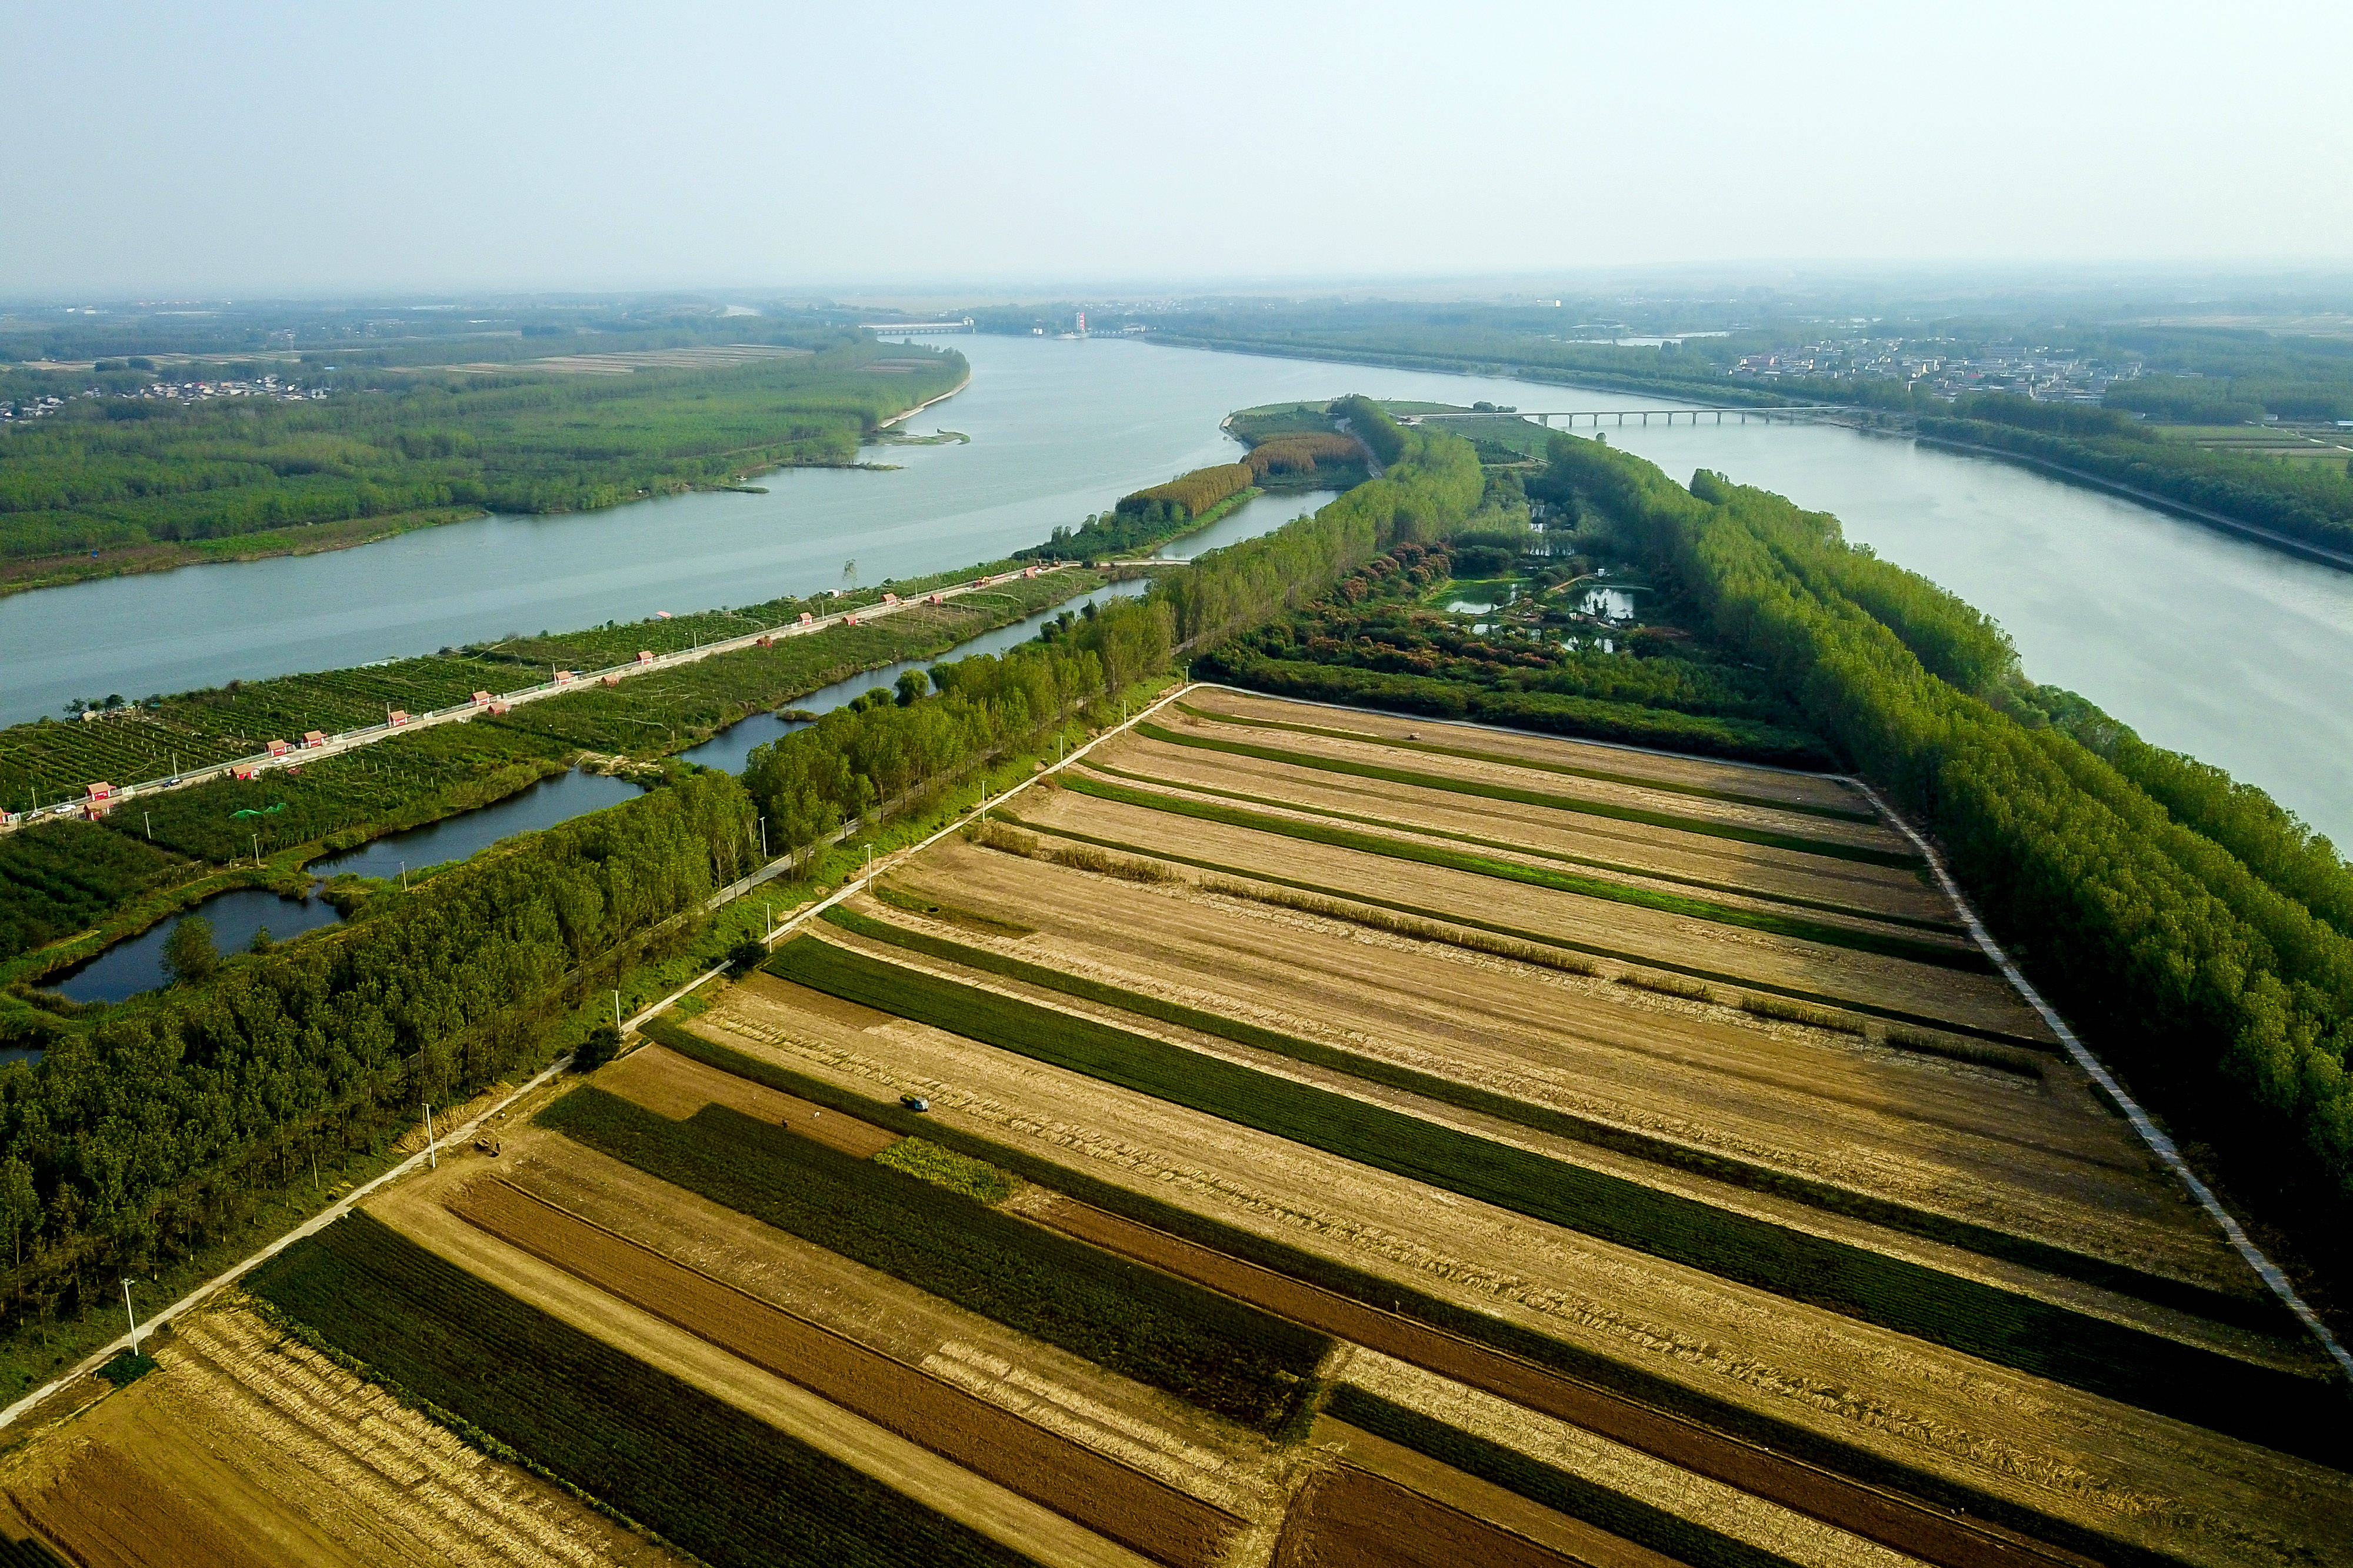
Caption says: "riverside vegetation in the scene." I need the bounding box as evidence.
[0,332,967,588]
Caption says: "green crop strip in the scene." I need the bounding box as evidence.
[1064,772,1987,973]
[1171,700,1880,822]
[768,933,2337,1454]
[1328,1386,1805,1568]
[820,904,2268,1326]
[539,1085,1327,1433]
[629,1023,2208,1568]
[1084,755,1964,935]
[249,1212,1041,1568]
[995,809,2055,1052]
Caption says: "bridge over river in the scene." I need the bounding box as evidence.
[1402,405,1849,428]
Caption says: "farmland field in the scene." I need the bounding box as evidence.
[0,1301,686,1568]
[53,682,2348,1568]
[645,688,2353,1568]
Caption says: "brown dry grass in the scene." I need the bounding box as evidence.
[445,1175,1241,1568]
[1106,729,1951,927]
[685,976,2353,1568]
[1021,786,2045,1040]
[366,1154,1161,1568]
[879,845,2244,1293]
[0,1303,682,1568]
[1184,689,1864,816]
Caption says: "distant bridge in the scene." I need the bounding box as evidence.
[861,321,976,335]
[1401,406,1843,428]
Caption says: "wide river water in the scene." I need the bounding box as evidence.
[7,333,2353,846]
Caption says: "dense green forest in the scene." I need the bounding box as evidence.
[0,338,964,576]
[1542,433,2353,1298]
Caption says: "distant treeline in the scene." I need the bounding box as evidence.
[1549,434,2353,1273]
[0,342,965,563]
[1917,395,2353,557]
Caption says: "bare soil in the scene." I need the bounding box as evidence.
[1271,1461,1585,1568]
[0,1303,682,1568]
[1032,1192,2057,1568]
[1339,1351,1921,1568]
[1313,1420,1684,1568]
[444,1175,1241,1568]
[686,975,2353,1568]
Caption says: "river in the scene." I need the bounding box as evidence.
[7,333,2352,848]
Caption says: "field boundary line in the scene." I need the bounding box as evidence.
[1854,779,2353,1382]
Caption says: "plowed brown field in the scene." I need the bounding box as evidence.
[1315,1420,1685,1568]
[1022,1191,2083,1568]
[0,1304,683,1568]
[686,971,2353,1568]
[1272,1462,1584,1568]
[444,1175,1239,1568]
[875,843,2242,1290]
[1339,1351,1924,1568]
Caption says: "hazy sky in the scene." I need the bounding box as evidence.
[5,0,2348,296]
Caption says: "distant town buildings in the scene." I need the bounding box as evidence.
[1728,337,2134,402]
[2,372,329,424]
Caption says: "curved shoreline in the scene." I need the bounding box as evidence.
[0,373,974,602]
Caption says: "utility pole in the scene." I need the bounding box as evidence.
[759,817,767,858]
[252,832,261,866]
[864,845,874,885]
[400,860,408,891]
[144,810,152,839]
[424,1104,438,1170]
[122,1282,140,1357]
[613,990,622,1032]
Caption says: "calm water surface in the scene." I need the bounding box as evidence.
[5,336,2352,842]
